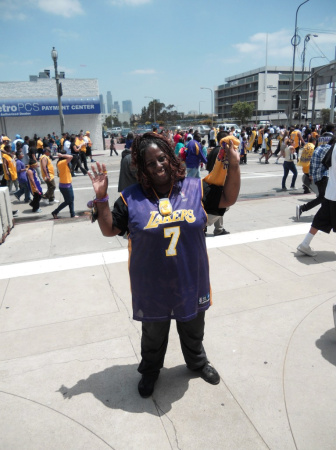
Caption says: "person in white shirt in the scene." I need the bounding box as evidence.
[297,136,336,256]
[63,134,71,155]
[259,128,269,163]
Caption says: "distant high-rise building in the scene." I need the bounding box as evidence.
[107,91,113,114]
[99,94,106,114]
[113,101,120,114]
[122,100,133,115]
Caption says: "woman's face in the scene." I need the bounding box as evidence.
[144,144,171,189]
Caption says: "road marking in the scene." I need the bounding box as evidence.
[241,173,283,179]
[0,223,309,280]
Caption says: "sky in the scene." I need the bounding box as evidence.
[1,0,336,115]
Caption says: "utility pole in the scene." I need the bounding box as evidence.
[289,0,310,126]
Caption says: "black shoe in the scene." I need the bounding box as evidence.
[138,373,159,398]
[196,363,220,385]
[214,229,230,236]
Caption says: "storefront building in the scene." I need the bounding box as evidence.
[0,75,103,149]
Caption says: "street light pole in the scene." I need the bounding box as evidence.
[200,87,213,127]
[309,56,328,73]
[300,34,318,121]
[145,96,156,123]
[289,0,310,127]
[51,47,65,134]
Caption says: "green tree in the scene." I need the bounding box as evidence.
[231,101,254,125]
[105,115,121,128]
[104,115,113,128]
[320,108,331,124]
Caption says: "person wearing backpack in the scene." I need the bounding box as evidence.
[297,133,336,257]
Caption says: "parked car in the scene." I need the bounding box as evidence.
[193,125,211,137]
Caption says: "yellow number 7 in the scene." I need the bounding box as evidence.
[164,226,181,256]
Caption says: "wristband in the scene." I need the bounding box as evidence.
[94,195,109,203]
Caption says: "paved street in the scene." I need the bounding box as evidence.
[1,145,336,449]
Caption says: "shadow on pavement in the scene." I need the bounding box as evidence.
[57,364,192,414]
[295,251,336,264]
[315,328,336,367]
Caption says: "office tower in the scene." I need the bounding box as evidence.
[107,91,113,114]
[99,94,106,114]
[113,101,120,113]
[122,100,133,115]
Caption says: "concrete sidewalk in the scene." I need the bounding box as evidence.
[1,192,336,449]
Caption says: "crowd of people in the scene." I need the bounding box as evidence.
[0,130,95,218]
[1,118,335,398]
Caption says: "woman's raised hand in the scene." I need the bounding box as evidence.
[88,162,108,199]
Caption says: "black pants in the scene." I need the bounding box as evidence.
[71,154,87,175]
[137,312,208,376]
[301,176,328,213]
[79,151,89,172]
[30,192,41,212]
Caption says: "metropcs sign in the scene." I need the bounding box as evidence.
[0,97,101,117]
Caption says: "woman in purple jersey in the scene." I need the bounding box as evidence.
[88,132,240,398]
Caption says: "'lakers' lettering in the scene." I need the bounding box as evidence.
[144,209,196,229]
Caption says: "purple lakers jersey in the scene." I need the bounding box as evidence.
[121,177,211,322]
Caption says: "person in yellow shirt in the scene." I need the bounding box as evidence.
[36,137,44,160]
[311,127,319,141]
[256,127,264,152]
[2,144,19,192]
[60,133,66,151]
[296,137,318,220]
[0,137,10,181]
[75,133,89,172]
[246,127,257,152]
[51,151,78,219]
[290,125,305,159]
[40,148,58,204]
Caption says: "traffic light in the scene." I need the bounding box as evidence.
[295,94,301,109]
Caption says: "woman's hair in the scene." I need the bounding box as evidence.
[131,132,185,191]
[28,139,36,148]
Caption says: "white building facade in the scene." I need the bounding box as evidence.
[215,66,327,124]
[0,77,103,150]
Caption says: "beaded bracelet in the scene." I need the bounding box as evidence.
[94,195,109,203]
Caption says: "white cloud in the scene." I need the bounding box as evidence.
[36,0,84,17]
[0,0,84,19]
[233,29,293,62]
[130,69,157,75]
